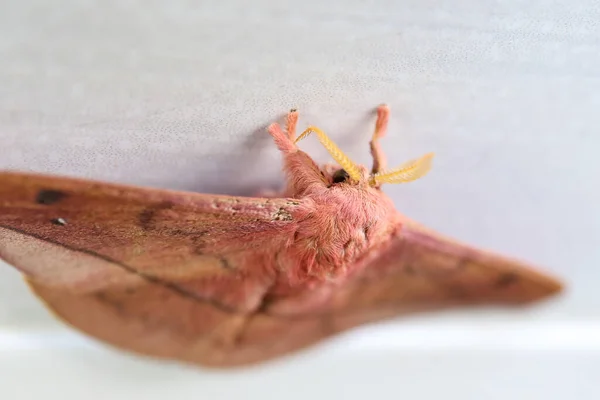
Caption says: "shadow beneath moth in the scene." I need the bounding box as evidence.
[0,105,563,368]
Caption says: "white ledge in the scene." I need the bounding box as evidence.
[1,321,599,352]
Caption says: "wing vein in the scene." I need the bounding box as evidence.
[0,224,238,313]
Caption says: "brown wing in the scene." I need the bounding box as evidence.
[328,219,563,326]
[0,171,300,366]
[0,171,563,368]
[216,219,564,367]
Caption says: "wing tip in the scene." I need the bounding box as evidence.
[511,267,564,304]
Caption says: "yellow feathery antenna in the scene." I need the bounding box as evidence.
[369,153,435,186]
[296,126,362,182]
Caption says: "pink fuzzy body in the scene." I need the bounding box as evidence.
[267,124,401,293]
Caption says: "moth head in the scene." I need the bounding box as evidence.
[331,168,351,184]
[320,163,368,188]
[296,126,434,188]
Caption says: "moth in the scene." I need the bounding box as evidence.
[0,105,562,368]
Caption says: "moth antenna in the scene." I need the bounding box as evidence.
[369,152,434,186]
[370,104,390,174]
[296,126,362,182]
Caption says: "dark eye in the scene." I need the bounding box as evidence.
[332,169,350,184]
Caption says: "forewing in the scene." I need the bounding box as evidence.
[327,219,563,329]
[0,171,297,294]
[0,171,299,367]
[221,219,564,367]
[168,221,561,365]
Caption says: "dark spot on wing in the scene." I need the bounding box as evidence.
[36,189,67,205]
[138,209,154,229]
[96,292,124,312]
[219,257,234,270]
[495,272,519,288]
[138,201,175,230]
[191,231,212,254]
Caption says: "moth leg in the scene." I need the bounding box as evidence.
[267,122,296,154]
[286,109,299,141]
[370,104,390,174]
[268,122,326,193]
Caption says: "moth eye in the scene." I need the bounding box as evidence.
[332,169,350,184]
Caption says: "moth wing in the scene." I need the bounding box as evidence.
[0,171,298,366]
[326,218,563,329]
[0,172,564,368]
[228,219,564,366]
[0,171,297,294]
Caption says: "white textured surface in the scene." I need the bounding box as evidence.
[1,1,599,398]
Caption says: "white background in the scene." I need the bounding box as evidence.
[1,1,599,399]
